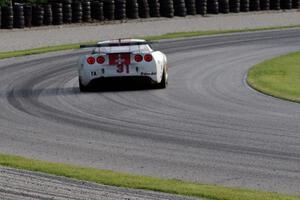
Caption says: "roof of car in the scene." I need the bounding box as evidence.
[79,39,154,49]
[97,39,146,45]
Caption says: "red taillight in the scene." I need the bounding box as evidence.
[144,54,153,62]
[134,54,143,62]
[97,56,105,64]
[87,56,95,65]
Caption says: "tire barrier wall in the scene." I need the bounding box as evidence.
[229,0,240,12]
[104,0,115,20]
[240,0,249,11]
[32,5,44,26]
[1,4,13,29]
[115,0,126,19]
[185,0,197,15]
[160,0,174,17]
[44,4,53,25]
[148,0,160,17]
[138,0,150,18]
[13,3,24,28]
[1,0,299,29]
[72,1,82,22]
[207,0,219,14]
[91,1,104,20]
[219,0,229,13]
[174,0,187,16]
[293,0,300,8]
[24,5,32,27]
[195,0,207,15]
[281,0,292,9]
[270,0,280,9]
[260,0,270,10]
[63,2,72,23]
[0,6,1,28]
[52,3,63,25]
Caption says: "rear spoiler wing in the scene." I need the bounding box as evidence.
[80,41,157,48]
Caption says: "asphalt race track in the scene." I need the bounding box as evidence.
[1,29,300,195]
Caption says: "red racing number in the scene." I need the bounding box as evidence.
[116,64,129,73]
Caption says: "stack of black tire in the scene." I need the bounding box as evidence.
[207,0,219,14]
[185,0,196,14]
[292,0,300,8]
[159,0,174,17]
[137,0,150,18]
[270,0,280,9]
[104,0,115,20]
[173,0,187,16]
[52,2,63,25]
[32,5,44,26]
[24,5,32,27]
[2,4,14,29]
[115,0,126,19]
[126,0,139,18]
[240,0,249,11]
[13,3,24,28]
[0,6,2,28]
[148,0,160,17]
[260,0,270,10]
[62,0,72,23]
[82,1,92,21]
[280,0,292,9]
[229,0,240,12]
[219,0,229,13]
[195,0,207,15]
[91,1,104,20]
[72,1,82,22]
[43,4,53,25]
[250,0,260,11]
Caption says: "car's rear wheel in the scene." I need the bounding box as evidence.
[79,78,90,92]
[157,68,167,89]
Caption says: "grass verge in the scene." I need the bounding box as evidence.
[1,24,300,60]
[0,153,300,200]
[247,51,300,103]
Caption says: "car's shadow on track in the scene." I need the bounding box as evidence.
[82,79,160,93]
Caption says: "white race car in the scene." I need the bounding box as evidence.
[78,39,168,92]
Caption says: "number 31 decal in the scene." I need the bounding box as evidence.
[116,64,129,73]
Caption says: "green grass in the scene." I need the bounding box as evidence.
[0,153,299,200]
[143,25,300,41]
[0,41,94,60]
[247,51,300,103]
[2,24,300,60]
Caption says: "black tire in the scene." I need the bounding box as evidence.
[72,2,83,22]
[229,0,240,12]
[13,4,25,28]
[196,0,207,15]
[250,0,260,11]
[260,0,270,10]
[240,0,249,11]
[157,69,167,89]
[32,5,44,26]
[148,0,160,17]
[79,79,90,92]
[91,1,104,20]
[0,6,2,28]
[207,0,219,14]
[270,0,280,10]
[2,5,14,29]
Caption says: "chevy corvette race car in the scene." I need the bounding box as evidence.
[78,39,168,92]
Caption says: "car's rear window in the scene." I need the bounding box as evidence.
[93,45,152,54]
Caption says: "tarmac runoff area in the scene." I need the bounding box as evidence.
[0,10,300,52]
